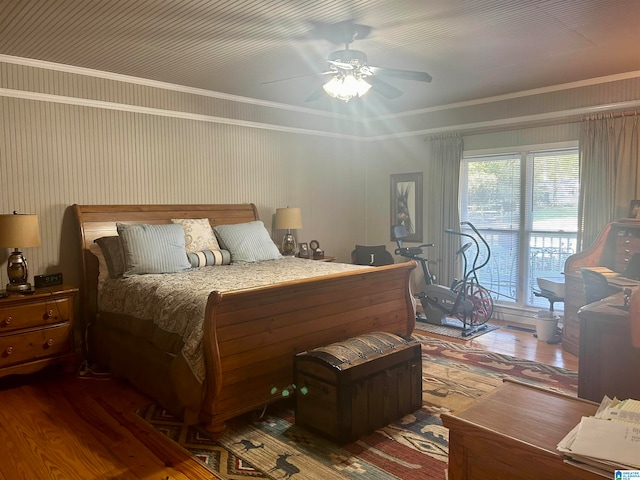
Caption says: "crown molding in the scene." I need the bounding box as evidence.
[0,87,361,141]
[2,55,640,141]
[0,54,350,121]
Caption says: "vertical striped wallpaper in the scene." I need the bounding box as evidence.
[1,58,637,292]
[0,93,365,289]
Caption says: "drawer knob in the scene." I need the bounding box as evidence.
[45,338,54,347]
[3,316,11,326]
[45,310,54,319]
[4,346,13,355]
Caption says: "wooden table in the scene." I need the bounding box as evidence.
[441,380,602,480]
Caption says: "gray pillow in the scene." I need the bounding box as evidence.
[214,221,282,263]
[94,236,125,278]
[116,223,191,276]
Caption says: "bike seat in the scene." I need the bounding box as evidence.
[395,246,425,257]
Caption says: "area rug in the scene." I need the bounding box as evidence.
[414,317,500,340]
[137,335,577,480]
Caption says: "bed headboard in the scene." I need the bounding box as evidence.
[72,203,260,331]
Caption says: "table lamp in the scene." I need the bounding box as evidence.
[0,212,41,292]
[275,207,302,256]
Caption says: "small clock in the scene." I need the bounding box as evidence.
[309,240,320,251]
[34,273,63,288]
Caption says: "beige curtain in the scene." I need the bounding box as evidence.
[425,134,463,285]
[579,113,640,249]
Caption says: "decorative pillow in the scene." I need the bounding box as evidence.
[187,249,232,267]
[88,243,108,288]
[116,223,192,276]
[94,236,125,278]
[214,221,282,263]
[353,245,394,266]
[170,218,220,253]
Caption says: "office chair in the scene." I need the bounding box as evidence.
[581,269,622,304]
[351,245,394,266]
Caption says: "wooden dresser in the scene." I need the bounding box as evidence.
[0,285,78,378]
[563,219,640,355]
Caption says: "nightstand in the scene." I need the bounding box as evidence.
[312,256,335,262]
[0,285,78,378]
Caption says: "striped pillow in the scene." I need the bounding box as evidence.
[187,249,231,267]
[116,223,191,276]
[214,221,282,263]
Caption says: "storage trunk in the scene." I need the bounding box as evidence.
[294,331,422,443]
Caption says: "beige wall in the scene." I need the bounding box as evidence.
[1,56,639,292]
[0,64,367,288]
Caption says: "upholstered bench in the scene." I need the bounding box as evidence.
[293,332,422,443]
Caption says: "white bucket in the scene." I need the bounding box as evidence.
[534,310,559,342]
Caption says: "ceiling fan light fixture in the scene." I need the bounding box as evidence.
[322,72,371,102]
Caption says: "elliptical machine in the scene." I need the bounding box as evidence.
[393,221,494,337]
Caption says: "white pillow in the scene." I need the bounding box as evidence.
[214,221,282,263]
[116,223,192,276]
[171,218,220,253]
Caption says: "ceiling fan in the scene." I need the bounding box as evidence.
[265,21,432,103]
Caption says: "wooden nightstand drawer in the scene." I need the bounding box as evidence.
[0,285,78,378]
[0,323,72,368]
[0,298,71,332]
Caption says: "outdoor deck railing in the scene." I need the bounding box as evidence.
[469,228,576,309]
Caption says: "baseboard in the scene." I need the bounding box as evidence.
[492,304,564,328]
[415,300,564,328]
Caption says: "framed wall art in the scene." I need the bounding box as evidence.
[628,200,640,218]
[390,172,423,242]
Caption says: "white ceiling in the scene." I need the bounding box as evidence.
[2,0,640,116]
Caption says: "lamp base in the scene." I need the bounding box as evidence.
[281,232,297,256]
[6,282,33,292]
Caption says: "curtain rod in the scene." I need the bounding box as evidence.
[582,108,639,121]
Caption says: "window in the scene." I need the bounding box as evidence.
[459,145,579,309]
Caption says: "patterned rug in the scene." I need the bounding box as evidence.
[137,334,578,480]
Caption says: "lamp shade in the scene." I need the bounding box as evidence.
[275,208,302,230]
[0,213,41,248]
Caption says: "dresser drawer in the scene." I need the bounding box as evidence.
[0,298,71,332]
[0,324,72,368]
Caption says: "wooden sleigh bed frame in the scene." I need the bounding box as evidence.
[73,203,416,435]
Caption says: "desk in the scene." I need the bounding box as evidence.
[577,291,640,402]
[441,381,601,480]
[564,219,640,355]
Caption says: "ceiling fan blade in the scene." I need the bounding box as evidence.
[305,87,326,102]
[365,76,403,99]
[368,66,432,83]
[327,60,354,70]
[261,71,333,85]
[305,20,372,45]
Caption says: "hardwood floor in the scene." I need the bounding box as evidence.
[0,321,577,479]
[450,319,578,371]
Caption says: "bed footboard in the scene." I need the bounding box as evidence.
[200,261,416,435]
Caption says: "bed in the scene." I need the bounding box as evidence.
[73,203,416,435]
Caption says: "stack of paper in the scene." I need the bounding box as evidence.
[557,397,640,476]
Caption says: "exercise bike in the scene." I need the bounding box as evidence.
[393,221,494,337]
